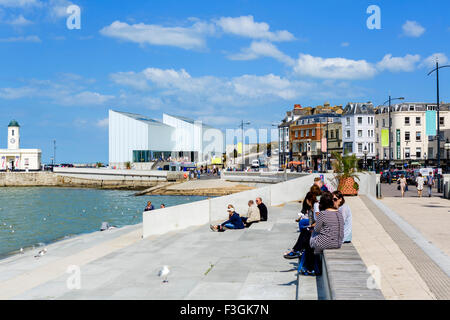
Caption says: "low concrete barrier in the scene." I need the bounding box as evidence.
[143,172,377,238]
[321,243,384,300]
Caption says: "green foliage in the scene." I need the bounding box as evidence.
[125,161,131,169]
[331,152,362,181]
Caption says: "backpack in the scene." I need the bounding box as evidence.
[427,176,434,186]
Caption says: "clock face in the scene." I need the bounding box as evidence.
[9,138,15,144]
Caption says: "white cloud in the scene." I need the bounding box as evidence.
[0,0,41,7]
[96,118,109,128]
[420,53,449,68]
[402,20,425,37]
[227,41,295,66]
[215,15,294,42]
[7,14,33,26]
[109,67,362,107]
[293,54,377,79]
[47,0,73,19]
[377,54,421,72]
[0,35,41,42]
[0,75,114,107]
[60,91,114,106]
[100,20,215,50]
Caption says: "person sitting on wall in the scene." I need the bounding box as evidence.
[210,204,245,232]
[144,201,154,212]
[332,191,352,244]
[314,177,329,192]
[241,200,260,228]
[284,192,318,259]
[160,204,166,209]
[256,197,268,221]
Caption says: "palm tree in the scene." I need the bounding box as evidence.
[332,152,362,194]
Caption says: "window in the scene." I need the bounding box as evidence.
[343,142,353,154]
[416,147,421,158]
[330,130,334,139]
[358,143,363,153]
[300,130,304,137]
[346,117,350,126]
[405,147,410,159]
[358,130,363,137]
[346,130,351,138]
[311,128,315,137]
[376,133,379,143]
[416,117,421,125]
[357,117,362,124]
[382,119,385,127]
[306,129,309,137]
[294,130,298,138]
[409,105,414,111]
[440,117,445,126]
[405,131,410,141]
[416,131,421,141]
[376,120,379,128]
[336,130,339,140]
[367,130,371,137]
[428,147,433,159]
[405,117,410,125]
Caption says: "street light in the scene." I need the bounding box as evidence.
[382,96,404,176]
[445,138,450,173]
[428,60,450,191]
[240,120,251,171]
[363,144,369,170]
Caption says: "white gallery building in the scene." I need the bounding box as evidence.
[108,110,224,169]
[0,120,41,171]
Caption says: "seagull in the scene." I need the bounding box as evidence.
[34,248,47,258]
[158,265,170,283]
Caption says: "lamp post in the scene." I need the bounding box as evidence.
[240,120,251,171]
[445,138,450,173]
[382,96,404,181]
[428,60,450,191]
[363,144,368,170]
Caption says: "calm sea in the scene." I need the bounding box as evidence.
[0,187,206,258]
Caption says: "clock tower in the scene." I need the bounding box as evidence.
[8,120,20,150]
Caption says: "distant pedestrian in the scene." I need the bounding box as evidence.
[399,174,407,197]
[426,173,434,197]
[144,201,154,211]
[415,173,424,198]
[256,197,268,221]
[314,177,329,192]
[160,204,165,208]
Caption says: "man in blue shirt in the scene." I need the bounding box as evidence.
[210,205,244,232]
[426,173,434,197]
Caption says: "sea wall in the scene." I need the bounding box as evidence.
[143,172,377,238]
[0,170,183,189]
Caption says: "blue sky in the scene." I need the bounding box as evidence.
[0,0,449,163]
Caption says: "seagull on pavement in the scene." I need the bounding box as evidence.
[158,265,170,283]
[34,248,47,258]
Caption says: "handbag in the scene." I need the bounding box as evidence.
[397,185,400,190]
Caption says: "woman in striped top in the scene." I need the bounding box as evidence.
[310,192,344,254]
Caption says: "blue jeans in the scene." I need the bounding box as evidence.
[223,223,237,229]
[428,185,432,196]
[298,219,309,231]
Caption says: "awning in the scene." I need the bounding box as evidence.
[289,161,303,165]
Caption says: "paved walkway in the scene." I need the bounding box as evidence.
[347,196,436,300]
[0,202,318,300]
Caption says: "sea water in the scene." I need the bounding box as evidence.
[0,187,206,258]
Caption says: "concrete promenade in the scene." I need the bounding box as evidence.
[0,173,448,300]
[0,202,320,300]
